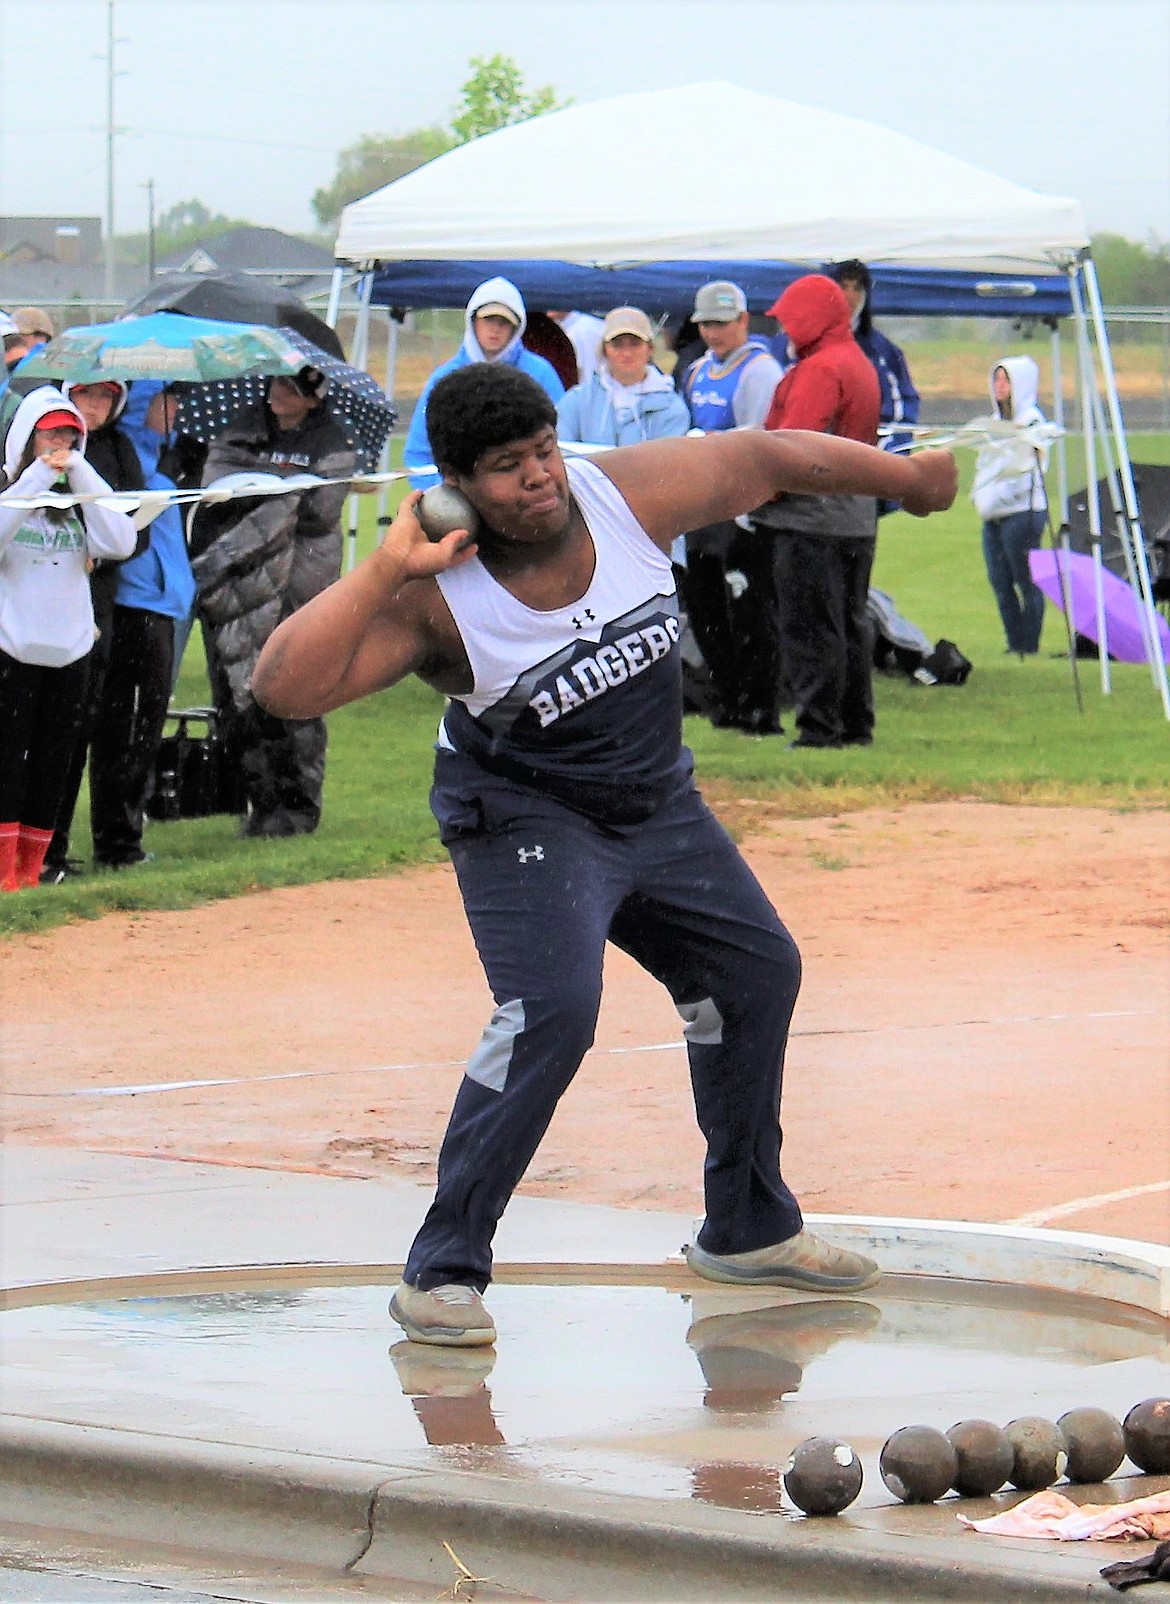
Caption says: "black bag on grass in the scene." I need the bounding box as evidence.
[146,707,245,821]
[922,639,973,685]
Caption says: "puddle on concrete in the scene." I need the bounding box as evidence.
[3,1278,1168,1511]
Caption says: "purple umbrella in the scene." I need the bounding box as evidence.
[1029,549,1170,664]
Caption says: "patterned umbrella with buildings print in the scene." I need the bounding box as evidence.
[176,328,396,472]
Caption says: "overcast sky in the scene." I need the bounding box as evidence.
[0,0,1166,242]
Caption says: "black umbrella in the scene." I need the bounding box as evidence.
[122,270,345,359]
[175,327,396,472]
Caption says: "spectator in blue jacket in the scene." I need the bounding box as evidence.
[404,278,565,489]
[556,306,690,449]
[87,381,196,868]
[828,260,920,514]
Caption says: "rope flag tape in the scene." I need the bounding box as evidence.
[0,422,1053,520]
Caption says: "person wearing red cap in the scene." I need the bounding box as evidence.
[0,387,137,890]
[39,379,146,880]
[753,275,881,750]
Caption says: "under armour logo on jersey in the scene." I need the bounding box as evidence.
[571,609,596,630]
[517,844,545,863]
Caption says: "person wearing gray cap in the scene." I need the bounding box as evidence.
[679,282,786,736]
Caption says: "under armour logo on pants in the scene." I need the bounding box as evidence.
[517,845,545,863]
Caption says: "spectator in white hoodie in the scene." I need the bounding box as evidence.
[403,277,565,490]
[971,356,1049,656]
[0,388,137,889]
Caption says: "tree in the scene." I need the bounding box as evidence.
[312,129,456,228]
[309,55,567,232]
[116,199,255,268]
[1090,233,1170,306]
[450,53,569,145]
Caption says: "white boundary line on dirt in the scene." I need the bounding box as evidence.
[5,1005,1157,1100]
[1007,1179,1170,1227]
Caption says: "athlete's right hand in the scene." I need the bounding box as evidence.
[378,489,478,579]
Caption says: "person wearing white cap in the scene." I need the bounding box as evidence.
[556,306,690,450]
[404,277,565,490]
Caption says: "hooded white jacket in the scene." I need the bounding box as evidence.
[403,276,565,488]
[970,355,1049,521]
[0,387,137,666]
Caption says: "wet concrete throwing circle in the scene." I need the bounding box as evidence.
[4,1266,1170,1515]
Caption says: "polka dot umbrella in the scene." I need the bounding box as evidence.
[175,328,397,472]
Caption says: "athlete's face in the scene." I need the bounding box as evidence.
[456,425,571,544]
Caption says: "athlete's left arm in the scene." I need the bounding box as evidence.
[599,430,956,551]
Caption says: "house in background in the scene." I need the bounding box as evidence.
[158,226,334,297]
[0,215,144,305]
[2,218,335,317]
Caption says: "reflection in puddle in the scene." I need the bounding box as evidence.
[688,1299,881,1412]
[3,1277,1167,1510]
[691,1460,784,1514]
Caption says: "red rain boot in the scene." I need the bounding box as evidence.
[0,823,19,891]
[15,825,54,889]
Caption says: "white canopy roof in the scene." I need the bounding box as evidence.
[335,82,1089,274]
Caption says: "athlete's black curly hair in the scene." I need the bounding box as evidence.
[426,363,557,476]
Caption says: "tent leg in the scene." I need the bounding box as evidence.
[1069,269,1112,693]
[376,314,401,537]
[344,273,376,573]
[325,266,345,329]
[1082,255,1170,717]
[1050,322,1068,525]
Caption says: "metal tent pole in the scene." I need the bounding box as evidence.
[1049,321,1068,525]
[344,272,375,572]
[1074,277,1155,668]
[325,265,345,329]
[376,309,401,538]
[1082,255,1170,716]
[1068,268,1112,691]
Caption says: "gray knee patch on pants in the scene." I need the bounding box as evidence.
[678,996,723,1047]
[466,997,526,1092]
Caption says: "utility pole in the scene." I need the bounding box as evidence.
[103,0,117,299]
[144,178,156,282]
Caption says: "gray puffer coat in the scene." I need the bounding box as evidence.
[191,403,354,711]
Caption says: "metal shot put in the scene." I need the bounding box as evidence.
[252,363,957,1349]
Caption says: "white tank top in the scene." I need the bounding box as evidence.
[435,456,675,719]
[433,456,686,825]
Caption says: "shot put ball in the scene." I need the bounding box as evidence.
[417,484,480,542]
[782,1436,863,1515]
[1122,1397,1170,1475]
[1056,1407,1125,1483]
[879,1425,958,1504]
[1005,1416,1068,1490]
[946,1418,1014,1497]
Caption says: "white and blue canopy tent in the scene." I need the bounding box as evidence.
[330,83,1166,713]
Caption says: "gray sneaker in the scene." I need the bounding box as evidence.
[684,1228,881,1293]
[389,1281,497,1347]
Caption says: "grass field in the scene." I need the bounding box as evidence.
[2,432,1167,938]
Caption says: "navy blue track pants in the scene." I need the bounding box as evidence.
[404,776,804,1292]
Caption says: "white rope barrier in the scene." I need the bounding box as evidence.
[0,421,1058,523]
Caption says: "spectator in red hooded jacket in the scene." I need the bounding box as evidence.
[750,275,880,749]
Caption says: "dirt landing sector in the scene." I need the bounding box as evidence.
[3,802,1167,1245]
